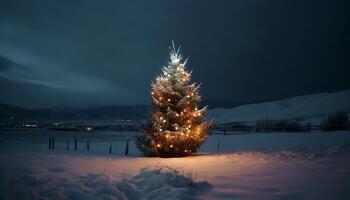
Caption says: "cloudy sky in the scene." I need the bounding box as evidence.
[0,0,349,108]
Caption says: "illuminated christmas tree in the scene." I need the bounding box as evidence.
[137,42,212,157]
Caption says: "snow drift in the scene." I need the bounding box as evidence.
[0,167,211,200]
[208,90,350,124]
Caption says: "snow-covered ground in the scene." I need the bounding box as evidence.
[208,90,350,124]
[1,129,350,199]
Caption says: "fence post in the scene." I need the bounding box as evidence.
[216,139,221,154]
[125,138,129,156]
[49,137,52,150]
[109,143,112,154]
[75,137,77,151]
[67,139,69,150]
[52,137,55,150]
[87,140,90,151]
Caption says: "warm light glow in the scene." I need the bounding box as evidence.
[138,41,211,157]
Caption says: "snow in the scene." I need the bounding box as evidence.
[208,90,350,124]
[1,129,350,199]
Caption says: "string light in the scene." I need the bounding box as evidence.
[139,42,210,157]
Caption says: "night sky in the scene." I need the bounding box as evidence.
[0,0,349,109]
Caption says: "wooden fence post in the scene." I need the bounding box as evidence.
[67,139,69,150]
[49,137,52,150]
[109,143,112,154]
[75,137,77,151]
[125,138,129,156]
[87,140,90,151]
[52,137,55,150]
[216,139,221,154]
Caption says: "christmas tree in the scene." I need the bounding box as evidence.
[137,42,212,157]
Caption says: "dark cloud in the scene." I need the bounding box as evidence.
[0,55,15,71]
[0,0,349,108]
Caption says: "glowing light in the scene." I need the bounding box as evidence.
[157,144,161,148]
[168,99,171,102]
[195,107,198,111]
[180,132,184,135]
[170,144,173,148]
[176,113,179,117]
[175,127,178,130]
[184,150,187,152]
[163,120,167,123]
[159,128,163,131]
[160,116,163,120]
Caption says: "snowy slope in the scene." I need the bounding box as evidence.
[208,90,350,124]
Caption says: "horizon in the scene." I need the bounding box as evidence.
[2,88,348,110]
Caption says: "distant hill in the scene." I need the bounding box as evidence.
[2,90,350,124]
[208,90,350,124]
[0,104,149,122]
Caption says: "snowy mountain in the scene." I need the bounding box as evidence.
[208,90,350,124]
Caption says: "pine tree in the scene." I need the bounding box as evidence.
[137,42,212,157]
